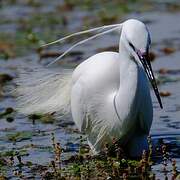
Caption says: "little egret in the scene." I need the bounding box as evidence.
[16,19,163,156]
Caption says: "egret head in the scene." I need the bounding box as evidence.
[122,19,151,55]
[122,19,163,109]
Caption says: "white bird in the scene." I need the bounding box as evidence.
[16,19,163,157]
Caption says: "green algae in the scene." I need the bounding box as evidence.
[6,131,33,142]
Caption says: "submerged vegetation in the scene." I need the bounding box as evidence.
[0,133,179,179]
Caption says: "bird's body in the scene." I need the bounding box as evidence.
[16,19,162,157]
[71,50,152,155]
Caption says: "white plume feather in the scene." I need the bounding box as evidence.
[42,23,121,47]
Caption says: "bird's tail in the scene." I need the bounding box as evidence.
[15,66,73,116]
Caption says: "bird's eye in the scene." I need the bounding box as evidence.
[128,42,135,51]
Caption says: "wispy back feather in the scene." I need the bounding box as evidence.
[15,67,73,115]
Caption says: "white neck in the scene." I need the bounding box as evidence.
[115,37,139,122]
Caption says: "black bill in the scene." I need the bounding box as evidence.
[137,51,163,109]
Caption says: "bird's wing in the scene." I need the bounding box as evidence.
[71,52,120,134]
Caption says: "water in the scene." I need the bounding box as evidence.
[0,0,180,179]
